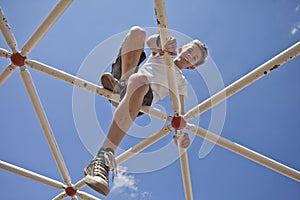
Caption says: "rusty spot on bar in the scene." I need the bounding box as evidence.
[154,9,161,25]
[270,64,280,72]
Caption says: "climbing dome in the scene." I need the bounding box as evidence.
[1,1,300,199]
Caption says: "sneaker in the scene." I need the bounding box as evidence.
[101,73,128,95]
[84,148,116,196]
[101,73,119,92]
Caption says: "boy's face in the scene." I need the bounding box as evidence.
[174,43,203,70]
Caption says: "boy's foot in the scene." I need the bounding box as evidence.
[101,73,118,92]
[84,148,116,196]
[101,73,127,94]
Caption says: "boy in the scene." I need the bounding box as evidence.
[84,26,208,195]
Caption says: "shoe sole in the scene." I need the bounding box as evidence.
[101,73,116,91]
[84,175,109,196]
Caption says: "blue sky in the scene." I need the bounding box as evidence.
[1,1,300,200]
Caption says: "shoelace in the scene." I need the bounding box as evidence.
[92,158,108,180]
[104,151,118,181]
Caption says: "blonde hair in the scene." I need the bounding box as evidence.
[182,40,208,66]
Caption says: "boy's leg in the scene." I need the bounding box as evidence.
[102,74,150,151]
[85,26,148,196]
[119,26,146,81]
[101,26,146,91]
[84,74,150,195]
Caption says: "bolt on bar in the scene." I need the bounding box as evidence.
[0,48,12,59]
[0,64,16,86]
[20,67,72,186]
[0,8,18,53]
[186,123,300,182]
[0,160,65,189]
[25,59,171,122]
[184,41,300,121]
[154,0,181,117]
[21,0,73,56]
[116,125,173,165]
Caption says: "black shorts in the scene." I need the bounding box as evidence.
[110,48,153,116]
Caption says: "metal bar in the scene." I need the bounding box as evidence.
[179,151,193,200]
[21,0,73,56]
[20,67,72,186]
[25,59,171,121]
[0,64,16,86]
[184,41,300,121]
[116,125,173,165]
[186,123,300,182]
[141,105,173,122]
[154,0,181,116]
[154,3,193,199]
[0,8,18,53]
[176,131,193,200]
[74,179,86,189]
[25,59,107,96]
[0,160,65,189]
[0,48,12,58]
[52,192,67,200]
[77,191,102,200]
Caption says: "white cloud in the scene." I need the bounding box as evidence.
[291,21,300,35]
[296,4,300,12]
[291,4,300,35]
[111,166,151,200]
[291,5,300,35]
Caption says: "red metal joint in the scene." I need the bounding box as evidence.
[171,116,186,130]
[65,186,77,197]
[10,52,26,66]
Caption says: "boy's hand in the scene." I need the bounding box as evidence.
[173,132,190,149]
[162,37,177,56]
[148,35,177,56]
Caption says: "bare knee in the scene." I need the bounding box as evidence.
[121,26,146,59]
[129,26,146,41]
[127,74,149,95]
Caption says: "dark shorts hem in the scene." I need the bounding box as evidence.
[109,48,152,116]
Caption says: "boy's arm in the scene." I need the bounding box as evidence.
[146,34,177,56]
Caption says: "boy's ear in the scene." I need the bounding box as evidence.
[178,47,182,53]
